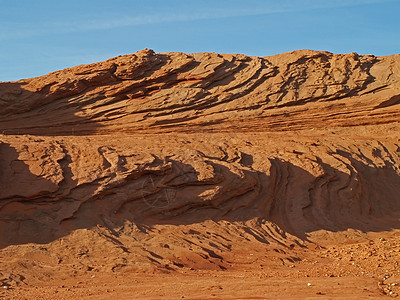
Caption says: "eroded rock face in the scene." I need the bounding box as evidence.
[1,49,399,134]
[0,50,399,281]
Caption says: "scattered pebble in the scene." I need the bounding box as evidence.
[307,283,312,286]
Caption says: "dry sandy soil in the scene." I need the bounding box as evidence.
[0,49,400,299]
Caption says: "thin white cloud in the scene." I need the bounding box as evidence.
[0,0,395,41]
[44,0,400,32]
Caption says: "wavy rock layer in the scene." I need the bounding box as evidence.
[1,49,400,134]
[0,50,400,288]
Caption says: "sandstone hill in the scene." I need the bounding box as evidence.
[0,49,399,298]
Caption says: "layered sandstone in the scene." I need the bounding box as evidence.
[0,49,399,298]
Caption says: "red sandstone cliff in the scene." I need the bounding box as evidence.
[0,49,399,297]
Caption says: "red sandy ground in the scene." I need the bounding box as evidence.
[1,235,400,299]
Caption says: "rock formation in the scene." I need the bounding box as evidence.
[0,49,399,296]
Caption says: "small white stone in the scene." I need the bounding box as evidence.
[307,283,312,286]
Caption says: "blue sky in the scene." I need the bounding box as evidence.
[1,0,399,81]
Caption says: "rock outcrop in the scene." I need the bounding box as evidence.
[1,49,399,134]
[0,49,399,286]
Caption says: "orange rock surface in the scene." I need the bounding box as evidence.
[0,49,400,299]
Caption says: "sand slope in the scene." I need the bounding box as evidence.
[0,49,400,298]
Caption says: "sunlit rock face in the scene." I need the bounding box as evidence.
[0,49,399,282]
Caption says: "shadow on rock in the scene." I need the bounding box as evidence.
[1,144,400,248]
